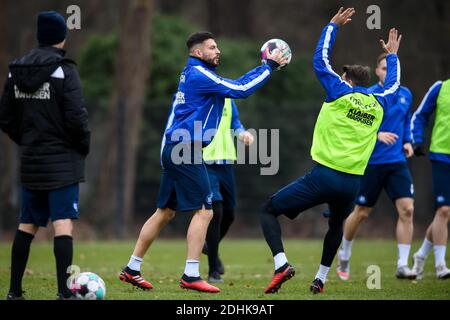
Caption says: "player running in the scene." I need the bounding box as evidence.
[119,32,287,293]
[202,98,254,283]
[336,53,415,281]
[411,78,450,280]
[260,7,402,294]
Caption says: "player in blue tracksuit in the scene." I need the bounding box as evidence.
[336,52,416,281]
[119,31,288,293]
[203,100,255,283]
[411,79,450,279]
[260,8,402,295]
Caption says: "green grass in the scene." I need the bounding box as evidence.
[0,239,449,300]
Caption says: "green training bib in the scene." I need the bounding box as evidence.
[203,98,237,161]
[430,79,450,155]
[311,92,384,175]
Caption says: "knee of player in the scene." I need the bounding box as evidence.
[355,206,371,220]
[53,219,73,236]
[18,223,39,235]
[398,204,414,220]
[166,211,176,221]
[261,200,277,217]
[402,205,414,219]
[197,208,214,221]
[436,206,450,219]
[328,218,344,230]
[159,209,175,222]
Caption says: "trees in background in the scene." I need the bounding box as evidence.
[94,0,154,238]
[0,0,448,238]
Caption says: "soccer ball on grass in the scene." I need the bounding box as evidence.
[70,272,106,300]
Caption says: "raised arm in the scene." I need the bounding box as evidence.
[373,28,402,107]
[313,7,355,102]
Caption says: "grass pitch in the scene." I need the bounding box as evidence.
[0,239,449,300]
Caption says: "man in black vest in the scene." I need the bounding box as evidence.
[0,11,90,300]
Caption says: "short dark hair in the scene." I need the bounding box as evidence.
[343,65,371,87]
[186,31,216,50]
[376,53,388,66]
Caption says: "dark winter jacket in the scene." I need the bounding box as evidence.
[0,46,90,190]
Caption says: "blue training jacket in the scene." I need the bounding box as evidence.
[313,23,401,109]
[411,80,450,164]
[367,83,413,164]
[162,56,272,148]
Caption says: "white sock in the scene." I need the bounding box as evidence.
[315,264,330,283]
[274,252,288,270]
[434,245,447,268]
[397,244,411,267]
[127,255,143,272]
[416,238,433,258]
[184,260,200,277]
[340,238,353,261]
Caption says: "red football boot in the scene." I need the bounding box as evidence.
[264,264,295,294]
[309,278,325,294]
[119,268,153,290]
[179,275,220,293]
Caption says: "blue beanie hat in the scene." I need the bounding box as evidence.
[37,11,67,46]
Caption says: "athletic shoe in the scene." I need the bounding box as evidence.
[395,265,416,280]
[264,264,295,294]
[436,264,450,279]
[6,292,25,300]
[208,271,224,283]
[310,278,324,294]
[179,274,220,293]
[412,252,426,280]
[336,251,350,281]
[119,267,153,290]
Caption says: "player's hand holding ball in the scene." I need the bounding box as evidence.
[261,39,292,70]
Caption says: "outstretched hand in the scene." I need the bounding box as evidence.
[380,28,402,54]
[330,7,355,26]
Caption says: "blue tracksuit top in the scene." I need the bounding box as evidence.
[162,56,272,148]
[367,83,413,164]
[411,80,450,164]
